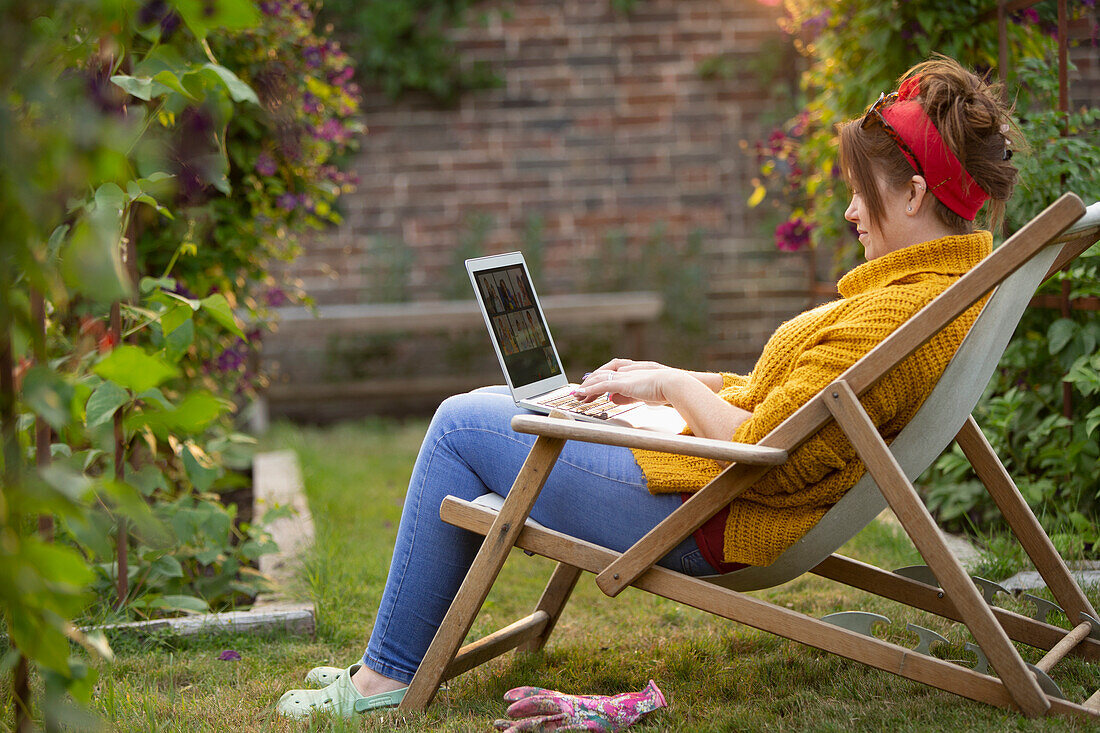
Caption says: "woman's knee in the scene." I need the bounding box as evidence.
[428,390,516,439]
[470,384,510,395]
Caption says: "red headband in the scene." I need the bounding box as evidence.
[879,76,989,221]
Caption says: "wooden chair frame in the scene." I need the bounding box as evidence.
[399,193,1100,720]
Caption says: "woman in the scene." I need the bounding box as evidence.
[277,55,1023,718]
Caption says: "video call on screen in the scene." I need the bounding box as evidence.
[477,265,561,387]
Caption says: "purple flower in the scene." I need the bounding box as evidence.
[303,92,322,115]
[265,287,288,307]
[313,119,345,142]
[218,650,241,661]
[303,45,324,69]
[255,152,277,177]
[259,1,281,16]
[801,10,831,35]
[774,217,815,252]
[328,66,354,88]
[276,193,299,210]
[292,0,312,19]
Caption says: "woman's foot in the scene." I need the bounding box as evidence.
[276,664,407,719]
[350,663,408,697]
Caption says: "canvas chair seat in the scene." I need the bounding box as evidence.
[402,194,1100,721]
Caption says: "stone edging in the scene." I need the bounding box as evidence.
[89,450,315,637]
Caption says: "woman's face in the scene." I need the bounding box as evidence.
[844,174,910,260]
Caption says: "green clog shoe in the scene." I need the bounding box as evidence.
[304,665,344,687]
[276,664,407,719]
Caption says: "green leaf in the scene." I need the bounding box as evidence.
[94,183,126,214]
[200,293,246,339]
[85,380,130,428]
[149,594,209,614]
[198,63,260,105]
[132,391,229,438]
[150,555,184,579]
[111,72,200,102]
[24,539,95,589]
[132,193,174,219]
[46,224,69,261]
[1047,318,1077,354]
[126,463,170,497]
[160,302,193,336]
[93,345,179,393]
[136,388,174,410]
[22,366,75,429]
[98,479,171,548]
[140,276,176,294]
[182,443,220,492]
[173,0,259,40]
[152,69,199,100]
[38,464,94,502]
[167,392,230,433]
[1086,405,1100,438]
[61,205,130,303]
[165,319,195,362]
[62,510,115,560]
[110,74,154,101]
[195,547,223,565]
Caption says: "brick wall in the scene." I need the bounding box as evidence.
[270,1,1100,418]
[276,0,803,381]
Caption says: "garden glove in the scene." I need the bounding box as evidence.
[492,679,667,732]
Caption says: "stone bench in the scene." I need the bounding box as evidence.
[258,291,664,422]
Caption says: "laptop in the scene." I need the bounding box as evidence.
[466,251,685,432]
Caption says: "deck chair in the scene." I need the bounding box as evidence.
[400,192,1100,720]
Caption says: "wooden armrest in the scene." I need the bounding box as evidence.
[510,414,788,465]
[1054,199,1099,241]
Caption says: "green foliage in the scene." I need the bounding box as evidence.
[921,46,1100,552]
[317,0,502,104]
[1,0,361,720]
[740,1,1100,553]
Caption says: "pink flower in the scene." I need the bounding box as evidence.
[775,217,815,252]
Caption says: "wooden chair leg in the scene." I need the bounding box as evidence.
[400,436,566,711]
[956,417,1100,625]
[826,380,1050,718]
[517,562,583,653]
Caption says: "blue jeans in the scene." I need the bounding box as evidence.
[361,386,718,684]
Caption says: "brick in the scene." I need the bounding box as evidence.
[282,0,870,384]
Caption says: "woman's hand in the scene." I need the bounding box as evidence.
[573,358,751,441]
[573,362,685,406]
[577,358,723,398]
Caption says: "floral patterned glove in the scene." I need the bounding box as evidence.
[492,680,667,732]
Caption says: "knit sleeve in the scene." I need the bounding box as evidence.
[719,372,748,391]
[729,292,926,492]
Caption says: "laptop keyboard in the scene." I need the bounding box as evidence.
[535,391,636,420]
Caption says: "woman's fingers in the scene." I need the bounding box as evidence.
[591,357,634,373]
[574,368,667,405]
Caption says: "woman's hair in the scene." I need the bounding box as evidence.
[838,55,1026,234]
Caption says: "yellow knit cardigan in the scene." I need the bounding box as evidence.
[632,232,993,567]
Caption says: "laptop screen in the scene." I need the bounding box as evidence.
[473,263,563,388]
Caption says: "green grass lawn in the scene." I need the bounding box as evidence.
[80,418,1100,731]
